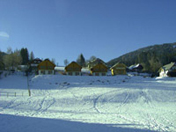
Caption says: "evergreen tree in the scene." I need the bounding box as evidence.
[76,54,85,67]
[0,50,5,70]
[29,51,35,61]
[20,48,29,65]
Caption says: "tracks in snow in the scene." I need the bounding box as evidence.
[93,89,131,114]
[36,96,56,113]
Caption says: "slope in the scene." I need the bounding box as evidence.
[0,74,176,132]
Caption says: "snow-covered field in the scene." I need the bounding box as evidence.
[0,73,176,132]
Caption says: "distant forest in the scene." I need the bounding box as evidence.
[107,42,176,73]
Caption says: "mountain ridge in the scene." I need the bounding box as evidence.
[107,42,176,73]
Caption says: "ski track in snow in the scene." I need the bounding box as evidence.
[1,74,176,132]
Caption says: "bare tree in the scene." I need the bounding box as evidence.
[64,59,69,66]
[3,48,22,70]
[51,58,56,65]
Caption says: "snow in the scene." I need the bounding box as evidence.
[0,73,176,132]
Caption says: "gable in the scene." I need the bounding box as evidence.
[163,62,176,71]
[65,62,82,71]
[38,60,56,69]
[111,63,126,70]
[91,63,108,72]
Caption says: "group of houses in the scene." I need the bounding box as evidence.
[28,58,128,76]
[28,58,176,77]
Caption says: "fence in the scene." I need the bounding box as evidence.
[0,89,31,97]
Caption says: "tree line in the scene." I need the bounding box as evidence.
[0,47,34,71]
[0,47,98,71]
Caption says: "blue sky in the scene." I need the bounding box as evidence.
[1,0,176,65]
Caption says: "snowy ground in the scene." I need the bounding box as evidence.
[0,73,176,132]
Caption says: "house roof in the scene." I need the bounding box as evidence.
[88,58,107,67]
[38,59,56,67]
[128,64,143,70]
[110,62,126,69]
[162,62,176,71]
[65,61,82,71]
[90,62,108,72]
[28,58,42,65]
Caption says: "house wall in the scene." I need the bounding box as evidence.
[38,70,55,75]
[66,71,81,76]
[115,70,126,75]
[90,63,108,76]
[111,68,126,75]
[92,72,107,76]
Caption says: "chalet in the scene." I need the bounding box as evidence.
[28,58,42,73]
[37,59,56,75]
[128,64,143,72]
[65,61,82,76]
[90,63,108,76]
[159,62,176,77]
[110,63,127,75]
[87,58,105,68]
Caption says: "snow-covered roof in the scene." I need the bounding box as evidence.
[54,66,65,71]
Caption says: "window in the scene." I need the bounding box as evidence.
[95,73,99,76]
[102,73,106,76]
[48,70,52,74]
[75,72,79,76]
[41,70,45,74]
[68,72,72,75]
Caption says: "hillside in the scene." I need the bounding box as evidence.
[107,42,176,73]
[0,74,176,132]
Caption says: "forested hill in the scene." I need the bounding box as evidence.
[107,42,176,73]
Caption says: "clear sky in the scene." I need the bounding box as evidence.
[1,0,176,65]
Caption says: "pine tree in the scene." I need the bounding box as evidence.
[76,54,85,67]
[0,50,5,70]
[20,48,29,65]
[30,51,35,61]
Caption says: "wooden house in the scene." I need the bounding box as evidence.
[90,63,108,76]
[159,62,176,77]
[37,59,56,75]
[87,58,105,68]
[110,63,127,75]
[128,64,143,72]
[28,58,42,73]
[65,61,82,76]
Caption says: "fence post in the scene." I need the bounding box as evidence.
[15,92,16,97]
[27,75,31,96]
[28,88,31,96]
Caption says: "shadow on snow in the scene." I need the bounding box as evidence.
[0,114,157,132]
